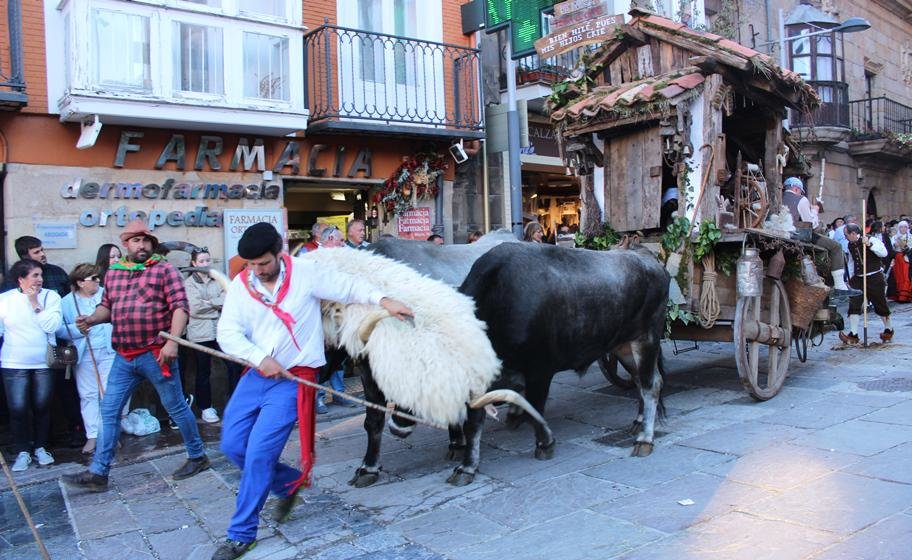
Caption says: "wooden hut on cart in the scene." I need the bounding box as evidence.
[549,8,819,235]
[549,9,829,401]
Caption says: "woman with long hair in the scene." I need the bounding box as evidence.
[184,248,241,423]
[523,221,544,243]
[94,243,121,286]
[0,259,62,471]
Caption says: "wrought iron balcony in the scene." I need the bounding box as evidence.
[0,0,27,110]
[303,24,483,139]
[791,81,849,128]
[849,96,912,138]
[501,51,579,91]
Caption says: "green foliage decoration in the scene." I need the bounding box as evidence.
[692,220,722,263]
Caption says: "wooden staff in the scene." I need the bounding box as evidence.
[862,198,868,347]
[0,453,50,559]
[159,332,448,430]
[73,296,105,400]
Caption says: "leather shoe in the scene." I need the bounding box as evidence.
[172,456,210,481]
[211,539,256,560]
[272,486,302,523]
[880,329,894,342]
[838,331,860,345]
[62,470,109,492]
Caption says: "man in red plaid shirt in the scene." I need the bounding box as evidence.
[63,219,209,492]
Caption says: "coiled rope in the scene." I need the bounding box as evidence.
[699,252,720,328]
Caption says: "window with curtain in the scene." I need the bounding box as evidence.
[173,22,224,94]
[787,25,844,83]
[243,32,289,100]
[93,10,151,90]
[239,0,286,20]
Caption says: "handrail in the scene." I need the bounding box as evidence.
[848,96,912,137]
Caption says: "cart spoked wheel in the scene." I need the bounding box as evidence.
[793,327,809,363]
[597,355,634,389]
[734,279,791,400]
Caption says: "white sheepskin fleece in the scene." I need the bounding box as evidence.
[299,248,501,426]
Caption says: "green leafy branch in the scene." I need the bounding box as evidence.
[692,220,722,263]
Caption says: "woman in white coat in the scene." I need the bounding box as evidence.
[0,259,62,471]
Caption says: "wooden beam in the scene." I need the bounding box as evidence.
[636,25,751,71]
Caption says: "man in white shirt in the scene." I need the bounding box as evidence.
[838,223,893,345]
[211,223,412,560]
[782,177,859,296]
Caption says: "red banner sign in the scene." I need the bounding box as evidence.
[397,207,432,240]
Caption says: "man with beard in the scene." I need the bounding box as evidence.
[211,223,412,559]
[63,219,209,492]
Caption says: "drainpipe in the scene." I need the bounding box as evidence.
[764,0,773,55]
[482,139,490,232]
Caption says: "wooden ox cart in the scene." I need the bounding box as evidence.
[549,8,832,400]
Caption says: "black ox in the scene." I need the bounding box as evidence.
[346,237,669,487]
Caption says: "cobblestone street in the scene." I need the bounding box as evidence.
[2,306,911,559]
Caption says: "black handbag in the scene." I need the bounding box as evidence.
[43,292,79,371]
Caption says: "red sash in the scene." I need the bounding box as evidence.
[117,344,171,377]
[286,366,318,491]
[241,254,301,350]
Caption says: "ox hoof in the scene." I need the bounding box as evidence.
[446,468,476,487]
[445,445,465,461]
[348,468,380,488]
[534,440,556,461]
[631,442,654,457]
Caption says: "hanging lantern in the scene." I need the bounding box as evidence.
[736,247,763,297]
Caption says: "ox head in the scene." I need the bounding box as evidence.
[300,248,502,427]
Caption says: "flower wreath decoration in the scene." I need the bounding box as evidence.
[376,152,448,215]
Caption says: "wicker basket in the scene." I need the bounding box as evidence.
[785,278,829,330]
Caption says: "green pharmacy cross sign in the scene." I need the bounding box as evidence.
[486,0,559,59]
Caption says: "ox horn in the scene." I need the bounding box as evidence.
[182,266,230,292]
[469,389,548,428]
[357,307,417,343]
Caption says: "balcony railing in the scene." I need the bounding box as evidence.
[791,81,849,128]
[849,96,912,138]
[500,50,580,91]
[0,0,27,109]
[303,24,483,138]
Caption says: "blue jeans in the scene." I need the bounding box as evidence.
[1,368,53,453]
[90,352,205,476]
[315,369,346,405]
[221,370,300,543]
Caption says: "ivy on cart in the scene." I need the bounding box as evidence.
[375,152,448,216]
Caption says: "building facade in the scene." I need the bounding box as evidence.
[0,0,482,273]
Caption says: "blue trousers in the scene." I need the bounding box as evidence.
[1,368,53,453]
[91,352,205,476]
[221,370,300,543]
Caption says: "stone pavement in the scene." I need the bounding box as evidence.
[2,305,912,559]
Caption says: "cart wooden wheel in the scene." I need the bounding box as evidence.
[793,327,809,363]
[734,279,791,400]
[597,355,634,389]
[739,178,769,228]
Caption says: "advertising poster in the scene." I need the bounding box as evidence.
[223,209,286,278]
[396,207,432,240]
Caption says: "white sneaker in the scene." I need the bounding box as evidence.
[34,447,54,466]
[201,408,220,423]
[11,452,31,472]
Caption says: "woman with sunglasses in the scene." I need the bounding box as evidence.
[57,263,119,454]
[184,248,241,423]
